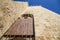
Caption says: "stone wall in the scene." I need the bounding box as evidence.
[25,6,60,40]
[0,0,28,38]
[0,0,60,40]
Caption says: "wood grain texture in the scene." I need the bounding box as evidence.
[5,17,33,36]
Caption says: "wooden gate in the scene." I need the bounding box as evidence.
[2,14,35,40]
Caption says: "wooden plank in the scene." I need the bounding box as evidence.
[5,17,33,36]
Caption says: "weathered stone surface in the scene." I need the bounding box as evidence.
[24,6,60,40]
[0,0,28,38]
[0,0,60,40]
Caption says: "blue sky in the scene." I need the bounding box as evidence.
[14,0,60,14]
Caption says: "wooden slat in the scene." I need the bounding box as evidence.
[4,17,33,36]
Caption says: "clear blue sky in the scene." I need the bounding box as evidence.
[14,0,60,14]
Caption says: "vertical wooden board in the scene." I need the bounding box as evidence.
[4,17,34,36]
[27,18,33,35]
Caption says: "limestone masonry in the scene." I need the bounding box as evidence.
[0,0,60,40]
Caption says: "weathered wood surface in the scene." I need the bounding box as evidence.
[5,17,33,35]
